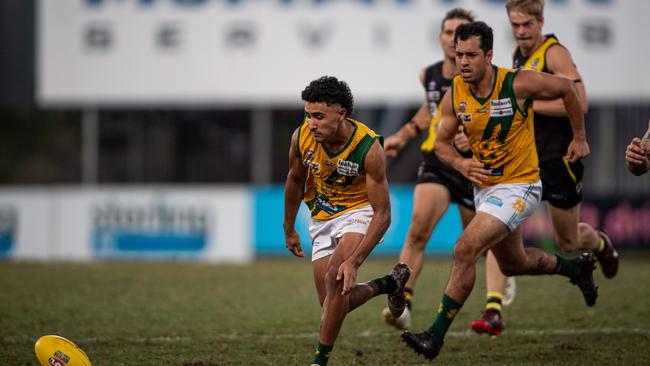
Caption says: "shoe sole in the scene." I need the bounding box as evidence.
[401,333,438,360]
[471,320,503,337]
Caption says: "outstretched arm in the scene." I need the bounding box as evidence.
[435,90,490,185]
[283,127,308,258]
[514,69,589,163]
[337,140,391,294]
[532,45,588,116]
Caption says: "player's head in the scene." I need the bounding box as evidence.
[506,0,545,52]
[454,21,494,84]
[301,76,354,143]
[439,8,475,61]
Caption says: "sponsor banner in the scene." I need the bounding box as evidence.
[0,187,251,262]
[37,0,650,105]
[254,185,462,257]
[0,205,18,258]
[524,196,650,250]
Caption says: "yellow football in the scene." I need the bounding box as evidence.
[34,335,92,366]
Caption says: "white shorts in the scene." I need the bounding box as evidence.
[474,181,542,232]
[309,205,374,262]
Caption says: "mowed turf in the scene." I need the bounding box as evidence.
[1,251,649,366]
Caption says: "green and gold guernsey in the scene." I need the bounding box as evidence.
[298,118,382,221]
[451,66,539,188]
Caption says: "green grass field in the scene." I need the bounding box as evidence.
[2,252,650,365]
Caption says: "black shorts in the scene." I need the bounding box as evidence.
[416,151,475,210]
[539,157,583,209]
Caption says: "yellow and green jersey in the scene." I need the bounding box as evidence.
[451,66,539,188]
[298,118,382,220]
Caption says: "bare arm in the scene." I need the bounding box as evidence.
[434,90,490,185]
[337,140,391,293]
[384,68,431,157]
[532,45,588,116]
[283,128,308,258]
[626,137,649,176]
[513,69,590,162]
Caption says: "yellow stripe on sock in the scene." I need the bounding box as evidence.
[487,292,503,300]
[405,292,413,302]
[596,237,605,253]
[486,302,502,313]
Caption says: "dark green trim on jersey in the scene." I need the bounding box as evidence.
[504,69,530,118]
[471,66,499,105]
[320,135,377,192]
[297,123,303,157]
[480,71,517,144]
[323,119,358,158]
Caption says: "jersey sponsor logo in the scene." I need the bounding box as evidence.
[316,197,337,214]
[337,159,360,176]
[491,98,512,108]
[490,98,514,117]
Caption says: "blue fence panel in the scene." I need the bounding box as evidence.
[253,185,462,257]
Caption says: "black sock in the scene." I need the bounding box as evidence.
[313,342,333,366]
[370,275,397,294]
[555,255,581,279]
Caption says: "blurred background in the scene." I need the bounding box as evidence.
[1,0,649,262]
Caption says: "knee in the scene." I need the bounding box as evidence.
[324,264,340,291]
[452,239,482,266]
[407,222,432,250]
[555,231,579,253]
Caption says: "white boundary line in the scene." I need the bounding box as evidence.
[6,328,641,344]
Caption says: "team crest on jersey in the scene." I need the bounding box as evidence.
[459,101,467,112]
[337,159,360,176]
[530,58,541,69]
[490,98,514,117]
[303,150,321,172]
[457,113,472,123]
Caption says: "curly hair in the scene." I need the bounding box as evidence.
[301,76,354,117]
[454,21,494,55]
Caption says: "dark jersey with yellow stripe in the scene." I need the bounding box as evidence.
[298,118,382,220]
[420,61,452,152]
[513,34,573,161]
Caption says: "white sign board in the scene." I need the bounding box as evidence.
[37,0,650,105]
[0,187,251,262]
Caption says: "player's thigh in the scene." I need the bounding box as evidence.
[455,212,510,260]
[410,183,451,233]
